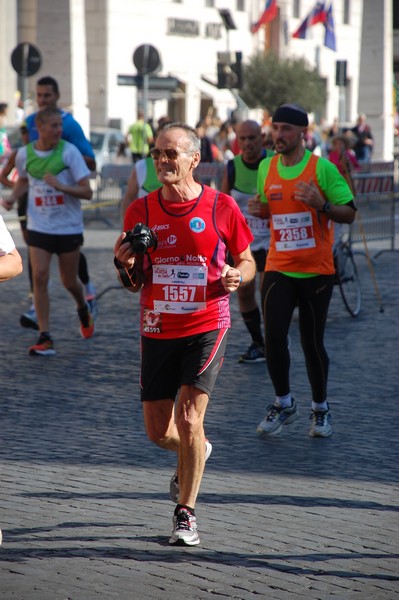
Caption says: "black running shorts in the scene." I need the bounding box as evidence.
[140,329,229,401]
[27,231,83,255]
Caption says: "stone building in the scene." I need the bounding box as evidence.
[0,0,396,159]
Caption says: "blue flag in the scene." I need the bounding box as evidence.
[324,3,337,51]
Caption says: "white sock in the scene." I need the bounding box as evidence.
[312,401,328,412]
[275,394,292,408]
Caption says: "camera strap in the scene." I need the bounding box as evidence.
[114,257,138,288]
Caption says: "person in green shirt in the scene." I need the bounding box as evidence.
[126,109,154,163]
[249,103,356,439]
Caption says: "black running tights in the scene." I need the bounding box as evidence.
[261,271,334,403]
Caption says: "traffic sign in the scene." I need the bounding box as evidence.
[11,42,42,77]
[133,44,161,75]
[117,74,178,90]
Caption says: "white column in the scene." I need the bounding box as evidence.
[359,0,394,160]
[0,1,18,122]
[184,81,201,127]
[69,0,90,135]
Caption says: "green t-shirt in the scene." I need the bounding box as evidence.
[257,150,353,205]
[127,120,153,155]
[257,150,354,277]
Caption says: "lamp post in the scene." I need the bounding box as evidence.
[218,9,249,118]
[218,9,237,90]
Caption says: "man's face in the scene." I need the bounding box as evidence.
[152,129,199,185]
[37,114,62,146]
[36,85,59,109]
[237,122,263,162]
[271,122,304,155]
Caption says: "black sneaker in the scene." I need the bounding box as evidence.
[238,341,265,363]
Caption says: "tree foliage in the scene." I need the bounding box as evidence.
[240,52,326,115]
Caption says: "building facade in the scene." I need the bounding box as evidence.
[0,0,396,159]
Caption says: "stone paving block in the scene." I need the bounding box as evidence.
[0,226,398,599]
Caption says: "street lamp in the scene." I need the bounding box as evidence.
[218,8,236,55]
[218,8,238,89]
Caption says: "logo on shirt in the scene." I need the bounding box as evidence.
[153,224,170,231]
[189,217,206,233]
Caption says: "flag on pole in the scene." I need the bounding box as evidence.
[251,0,279,34]
[324,2,337,51]
[309,1,328,25]
[292,1,327,39]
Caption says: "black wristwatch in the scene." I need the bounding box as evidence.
[321,201,331,213]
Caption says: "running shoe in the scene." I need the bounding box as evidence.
[309,407,332,437]
[29,334,56,356]
[78,304,95,339]
[256,398,299,436]
[238,341,265,363]
[85,282,98,319]
[169,439,212,504]
[169,507,199,546]
[20,307,39,330]
[87,297,98,320]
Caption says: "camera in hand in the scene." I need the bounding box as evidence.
[124,223,158,254]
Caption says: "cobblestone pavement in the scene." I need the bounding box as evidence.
[0,220,398,600]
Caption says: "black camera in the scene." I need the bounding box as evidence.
[124,223,158,254]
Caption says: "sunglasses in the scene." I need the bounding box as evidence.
[150,147,189,160]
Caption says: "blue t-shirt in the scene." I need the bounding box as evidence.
[25,109,94,159]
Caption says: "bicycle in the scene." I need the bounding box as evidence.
[333,224,362,317]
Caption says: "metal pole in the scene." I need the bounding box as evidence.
[143,74,149,158]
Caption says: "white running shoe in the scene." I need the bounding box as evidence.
[309,407,332,437]
[256,399,300,436]
[169,507,199,546]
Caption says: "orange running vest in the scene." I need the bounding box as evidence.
[264,154,334,275]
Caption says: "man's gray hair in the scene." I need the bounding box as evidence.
[162,122,201,153]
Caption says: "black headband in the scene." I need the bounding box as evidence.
[272,104,309,127]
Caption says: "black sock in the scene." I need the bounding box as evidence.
[241,307,263,345]
[39,331,52,342]
[78,252,89,285]
[77,304,90,327]
[175,504,195,516]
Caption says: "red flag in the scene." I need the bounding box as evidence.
[292,1,327,39]
[309,1,327,25]
[251,0,278,34]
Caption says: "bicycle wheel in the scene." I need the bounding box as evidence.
[337,245,362,317]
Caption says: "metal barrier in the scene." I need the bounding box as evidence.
[350,160,397,252]
[351,192,397,251]
[83,162,226,228]
[194,162,224,189]
[83,164,132,227]
[352,170,394,194]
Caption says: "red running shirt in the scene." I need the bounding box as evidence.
[124,185,253,338]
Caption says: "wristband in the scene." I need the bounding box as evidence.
[239,275,243,284]
[114,256,138,287]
